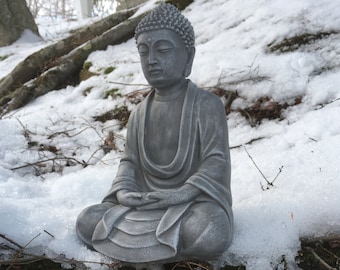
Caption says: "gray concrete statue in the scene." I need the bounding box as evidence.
[76,3,233,264]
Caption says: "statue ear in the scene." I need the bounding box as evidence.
[185,47,196,77]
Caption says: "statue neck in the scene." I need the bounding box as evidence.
[154,79,188,102]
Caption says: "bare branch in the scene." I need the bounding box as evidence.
[0,234,24,249]
[305,247,336,270]
[10,156,87,171]
[244,146,284,190]
[243,146,269,183]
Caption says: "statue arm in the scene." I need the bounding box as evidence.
[186,92,232,209]
[102,109,143,204]
[102,107,167,208]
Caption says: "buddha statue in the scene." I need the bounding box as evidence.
[76,3,233,264]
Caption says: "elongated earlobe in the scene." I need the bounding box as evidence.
[185,47,196,77]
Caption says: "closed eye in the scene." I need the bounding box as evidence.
[138,50,148,56]
[158,47,173,53]
[138,45,149,56]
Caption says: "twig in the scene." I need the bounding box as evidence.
[46,128,77,139]
[10,156,87,171]
[23,233,41,249]
[305,247,336,270]
[243,146,268,183]
[317,242,340,261]
[230,137,265,149]
[171,261,212,270]
[271,165,284,185]
[12,233,41,261]
[16,117,36,141]
[0,253,121,269]
[0,234,24,249]
[315,97,340,110]
[187,261,211,270]
[301,234,340,245]
[309,137,318,142]
[86,148,103,164]
[243,146,283,190]
[108,81,149,88]
[43,230,55,239]
[0,233,122,269]
[216,57,271,88]
[80,117,105,141]
[1,257,44,265]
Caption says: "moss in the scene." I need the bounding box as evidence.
[80,62,97,82]
[83,43,92,51]
[104,66,116,74]
[104,88,122,99]
[83,61,93,70]
[267,31,337,53]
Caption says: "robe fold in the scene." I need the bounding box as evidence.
[92,81,233,262]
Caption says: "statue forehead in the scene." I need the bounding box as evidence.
[137,29,185,47]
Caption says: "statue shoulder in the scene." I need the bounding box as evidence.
[191,84,224,110]
[129,91,151,117]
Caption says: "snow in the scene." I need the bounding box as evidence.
[1,0,340,269]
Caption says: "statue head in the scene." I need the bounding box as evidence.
[135,4,196,89]
[135,4,195,49]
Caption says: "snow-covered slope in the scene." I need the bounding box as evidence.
[1,0,340,269]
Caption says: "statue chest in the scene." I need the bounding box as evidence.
[145,98,183,165]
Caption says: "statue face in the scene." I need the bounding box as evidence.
[137,29,193,89]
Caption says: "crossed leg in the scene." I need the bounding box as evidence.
[180,202,233,260]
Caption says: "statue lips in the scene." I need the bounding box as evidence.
[149,69,162,77]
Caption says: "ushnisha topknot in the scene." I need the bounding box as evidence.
[135,3,195,48]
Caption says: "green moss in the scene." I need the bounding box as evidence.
[83,61,93,70]
[104,88,122,99]
[104,66,116,74]
[80,62,97,82]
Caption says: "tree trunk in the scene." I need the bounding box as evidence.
[0,0,40,46]
[0,8,136,99]
[0,12,149,115]
[116,0,147,11]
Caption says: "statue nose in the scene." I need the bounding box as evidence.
[148,51,157,65]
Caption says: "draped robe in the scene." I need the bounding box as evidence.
[91,81,233,262]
